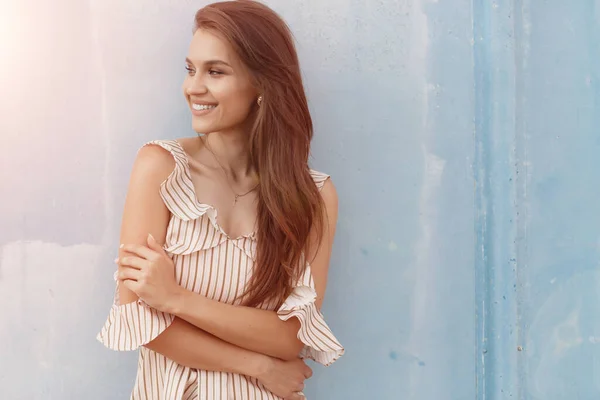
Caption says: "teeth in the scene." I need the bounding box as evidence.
[192,104,217,111]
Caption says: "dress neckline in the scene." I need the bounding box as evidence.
[170,139,257,241]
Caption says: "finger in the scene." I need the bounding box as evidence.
[117,255,146,270]
[304,366,313,379]
[288,392,305,400]
[146,233,167,255]
[118,266,141,281]
[121,278,141,294]
[120,243,157,260]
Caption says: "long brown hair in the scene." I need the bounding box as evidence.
[194,1,326,308]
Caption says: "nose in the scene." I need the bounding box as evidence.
[186,76,208,96]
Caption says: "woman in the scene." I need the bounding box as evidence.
[96,1,344,399]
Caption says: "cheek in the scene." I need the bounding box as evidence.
[217,88,255,119]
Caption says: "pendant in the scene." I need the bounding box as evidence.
[233,195,239,205]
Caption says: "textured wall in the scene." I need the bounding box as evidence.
[0,0,597,399]
[473,1,600,399]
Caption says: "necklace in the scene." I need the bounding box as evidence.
[201,135,260,206]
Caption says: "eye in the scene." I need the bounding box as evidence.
[185,66,195,75]
[208,69,223,76]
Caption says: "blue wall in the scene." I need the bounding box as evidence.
[0,0,597,399]
[474,1,600,399]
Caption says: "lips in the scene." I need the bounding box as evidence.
[190,98,217,105]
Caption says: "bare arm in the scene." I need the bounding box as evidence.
[114,144,266,376]
[143,317,265,375]
[145,318,312,400]
[165,179,339,361]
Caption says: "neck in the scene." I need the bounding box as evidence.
[200,129,255,180]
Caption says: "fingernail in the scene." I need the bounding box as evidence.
[119,243,124,249]
[148,233,154,241]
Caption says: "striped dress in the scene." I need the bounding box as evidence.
[96,139,344,400]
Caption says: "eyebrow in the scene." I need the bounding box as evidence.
[185,57,232,68]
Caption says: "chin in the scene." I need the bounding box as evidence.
[192,120,216,134]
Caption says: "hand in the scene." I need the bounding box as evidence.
[255,357,312,400]
[116,233,181,312]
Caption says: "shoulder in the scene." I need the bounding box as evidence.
[310,169,338,216]
[320,177,338,216]
[310,169,336,195]
[132,139,178,185]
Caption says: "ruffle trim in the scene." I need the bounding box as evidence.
[277,284,344,366]
[96,301,175,351]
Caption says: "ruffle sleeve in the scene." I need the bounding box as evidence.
[277,268,344,366]
[96,271,175,351]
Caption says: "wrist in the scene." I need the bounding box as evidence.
[165,286,188,315]
[246,353,274,379]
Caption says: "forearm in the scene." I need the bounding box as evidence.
[169,290,304,360]
[144,316,271,377]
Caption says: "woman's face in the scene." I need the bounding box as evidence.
[182,29,258,134]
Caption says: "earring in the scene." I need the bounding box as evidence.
[257,95,263,106]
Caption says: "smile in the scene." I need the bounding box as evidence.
[192,103,217,111]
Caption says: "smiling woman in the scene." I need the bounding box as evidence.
[95,1,344,400]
